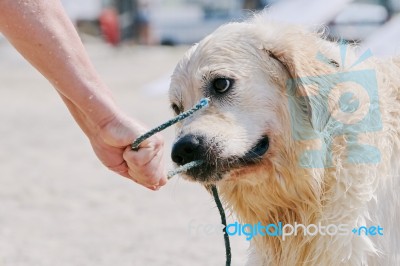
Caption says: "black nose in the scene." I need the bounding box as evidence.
[171,135,205,166]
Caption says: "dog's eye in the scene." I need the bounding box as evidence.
[171,103,182,115]
[213,78,232,94]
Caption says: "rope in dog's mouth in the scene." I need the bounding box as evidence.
[131,98,231,266]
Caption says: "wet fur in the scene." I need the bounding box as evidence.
[169,17,400,265]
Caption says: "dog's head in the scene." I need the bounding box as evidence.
[169,20,340,185]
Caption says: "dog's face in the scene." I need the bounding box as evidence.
[169,22,337,184]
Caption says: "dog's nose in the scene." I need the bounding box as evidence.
[171,135,204,166]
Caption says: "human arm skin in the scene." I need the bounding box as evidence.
[0,0,167,190]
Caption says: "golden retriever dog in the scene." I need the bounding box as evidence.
[169,17,400,265]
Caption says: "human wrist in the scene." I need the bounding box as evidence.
[62,81,120,132]
[58,87,123,140]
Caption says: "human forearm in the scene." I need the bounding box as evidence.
[0,0,119,128]
[58,92,95,137]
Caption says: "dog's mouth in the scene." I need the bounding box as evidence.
[181,135,270,183]
[241,135,270,162]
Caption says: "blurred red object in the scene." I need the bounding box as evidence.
[99,8,120,46]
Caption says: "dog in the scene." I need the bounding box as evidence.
[169,17,400,265]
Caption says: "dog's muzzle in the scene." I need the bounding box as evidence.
[171,134,269,182]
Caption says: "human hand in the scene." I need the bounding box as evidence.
[90,114,167,190]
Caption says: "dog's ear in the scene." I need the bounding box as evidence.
[262,31,339,132]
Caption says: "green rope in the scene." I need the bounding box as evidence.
[131,98,209,151]
[211,184,231,266]
[167,160,204,179]
[131,97,232,266]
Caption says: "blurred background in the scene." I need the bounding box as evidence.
[1,0,400,266]
[61,0,400,54]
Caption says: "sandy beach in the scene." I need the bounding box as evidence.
[0,38,248,266]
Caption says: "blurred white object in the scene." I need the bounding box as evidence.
[264,0,353,26]
[61,0,102,23]
[329,2,388,41]
[150,4,243,45]
[334,3,387,24]
[361,14,400,57]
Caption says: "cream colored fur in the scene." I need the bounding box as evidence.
[169,18,400,265]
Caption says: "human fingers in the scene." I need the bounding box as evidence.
[123,134,167,186]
